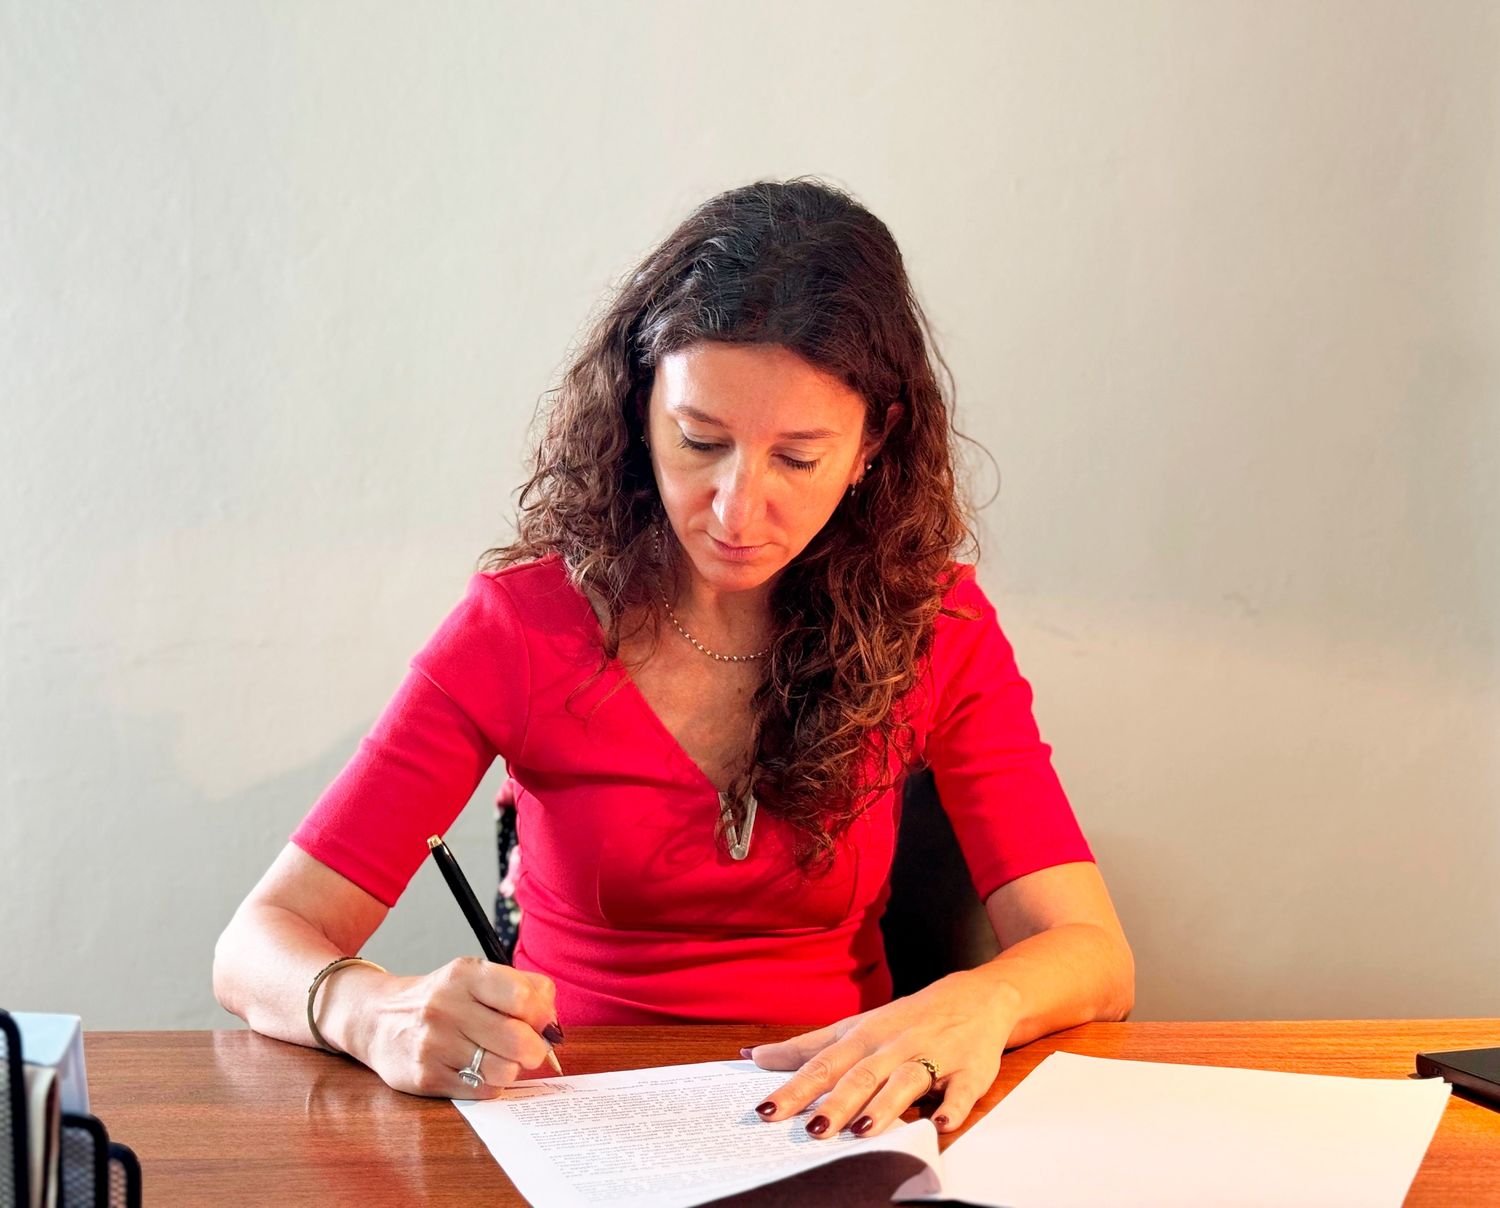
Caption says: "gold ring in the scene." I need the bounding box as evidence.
[914,1057,941,1093]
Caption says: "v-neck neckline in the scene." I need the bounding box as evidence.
[571,574,729,799]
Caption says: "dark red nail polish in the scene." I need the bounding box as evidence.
[806,1115,830,1136]
[756,1101,777,1118]
[933,1114,949,1129]
[542,1022,565,1046]
[851,1115,874,1136]
[739,1047,754,1060]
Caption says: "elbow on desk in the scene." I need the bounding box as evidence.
[1072,922,1136,1024]
[1107,929,1137,1023]
[210,917,250,1024]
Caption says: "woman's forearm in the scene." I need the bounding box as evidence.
[212,902,384,1057]
[967,922,1135,1049]
[213,843,396,1058]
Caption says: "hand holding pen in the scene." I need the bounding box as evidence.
[427,833,565,1086]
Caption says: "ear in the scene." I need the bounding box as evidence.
[862,402,903,463]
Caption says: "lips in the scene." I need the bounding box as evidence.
[709,535,765,560]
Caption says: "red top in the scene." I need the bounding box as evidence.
[291,554,1094,1025]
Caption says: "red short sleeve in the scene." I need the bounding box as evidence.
[924,569,1095,902]
[408,572,531,756]
[289,573,530,905]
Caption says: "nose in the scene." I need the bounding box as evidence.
[712,454,767,543]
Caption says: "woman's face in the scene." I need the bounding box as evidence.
[646,341,878,600]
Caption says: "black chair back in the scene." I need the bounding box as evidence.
[880,767,1000,997]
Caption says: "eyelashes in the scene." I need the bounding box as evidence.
[676,435,820,474]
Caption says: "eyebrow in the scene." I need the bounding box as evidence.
[668,404,840,442]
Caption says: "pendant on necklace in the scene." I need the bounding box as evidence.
[718,791,757,861]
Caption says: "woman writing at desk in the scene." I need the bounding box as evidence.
[214,177,1134,1140]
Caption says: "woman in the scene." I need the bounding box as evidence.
[213,177,1134,1141]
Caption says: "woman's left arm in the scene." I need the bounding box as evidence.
[975,858,1135,1045]
[744,860,1133,1138]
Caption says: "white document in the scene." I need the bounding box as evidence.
[897,1051,1452,1208]
[457,1052,1452,1208]
[454,1059,942,1208]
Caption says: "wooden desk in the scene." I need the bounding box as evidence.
[86,1020,1500,1206]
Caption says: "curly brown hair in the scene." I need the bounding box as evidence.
[480,176,979,873]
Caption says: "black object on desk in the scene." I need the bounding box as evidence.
[1416,1045,1500,1113]
[0,1007,142,1207]
[2,1010,28,1208]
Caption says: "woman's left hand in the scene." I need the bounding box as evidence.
[742,968,1022,1139]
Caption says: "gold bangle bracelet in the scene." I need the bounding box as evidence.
[306,956,387,1054]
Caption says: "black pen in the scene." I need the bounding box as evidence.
[427,833,564,1075]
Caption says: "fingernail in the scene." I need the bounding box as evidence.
[755,1101,777,1118]
[933,1114,949,1129]
[806,1115,830,1136]
[739,1047,754,1060]
[542,1022,565,1046]
[850,1115,874,1136]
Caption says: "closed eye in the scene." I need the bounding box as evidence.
[677,435,820,474]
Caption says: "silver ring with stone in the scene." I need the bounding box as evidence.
[459,1045,486,1089]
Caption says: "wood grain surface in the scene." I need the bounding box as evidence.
[84,1020,1500,1206]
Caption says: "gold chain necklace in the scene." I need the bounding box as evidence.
[653,527,772,663]
[660,597,772,663]
[650,524,762,858]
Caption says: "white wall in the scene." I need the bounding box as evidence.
[2,1,1495,1029]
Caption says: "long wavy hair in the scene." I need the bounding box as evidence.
[481,176,979,873]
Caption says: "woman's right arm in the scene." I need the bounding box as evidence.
[217,572,551,1094]
[213,842,560,1097]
